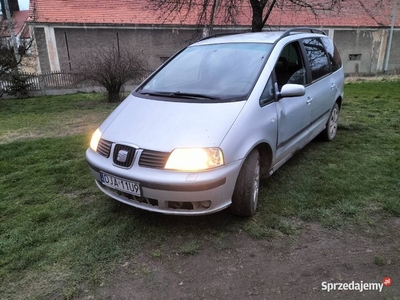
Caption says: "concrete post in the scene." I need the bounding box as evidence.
[384,0,398,73]
[44,25,60,72]
[376,29,389,73]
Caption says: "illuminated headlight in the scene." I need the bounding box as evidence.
[165,148,224,171]
[90,128,102,152]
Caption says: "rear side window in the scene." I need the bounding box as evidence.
[321,37,342,72]
[302,38,331,81]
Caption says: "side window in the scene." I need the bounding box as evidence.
[274,42,306,89]
[260,75,275,106]
[320,37,342,72]
[302,38,331,81]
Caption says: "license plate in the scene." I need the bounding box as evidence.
[100,172,141,197]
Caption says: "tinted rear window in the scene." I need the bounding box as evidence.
[321,37,342,72]
[302,38,331,81]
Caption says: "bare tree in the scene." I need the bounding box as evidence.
[75,46,147,102]
[148,0,343,32]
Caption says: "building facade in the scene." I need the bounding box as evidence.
[28,0,400,75]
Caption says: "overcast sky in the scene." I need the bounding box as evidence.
[19,0,29,10]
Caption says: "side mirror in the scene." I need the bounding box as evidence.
[280,84,306,97]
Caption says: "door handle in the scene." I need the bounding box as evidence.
[331,83,336,89]
[306,97,313,105]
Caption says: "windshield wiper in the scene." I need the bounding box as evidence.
[140,91,220,100]
[140,91,172,97]
[170,91,220,100]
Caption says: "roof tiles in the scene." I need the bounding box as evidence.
[0,10,30,37]
[28,0,400,28]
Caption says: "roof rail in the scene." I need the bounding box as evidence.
[280,27,327,39]
[199,30,249,42]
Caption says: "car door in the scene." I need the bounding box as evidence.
[274,42,311,162]
[301,37,336,137]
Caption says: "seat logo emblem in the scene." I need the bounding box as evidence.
[117,150,128,163]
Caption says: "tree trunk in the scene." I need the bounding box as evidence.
[107,87,122,102]
[250,0,265,32]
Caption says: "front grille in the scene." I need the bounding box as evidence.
[113,144,136,167]
[97,139,112,157]
[139,150,170,169]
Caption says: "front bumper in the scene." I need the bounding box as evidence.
[86,148,243,215]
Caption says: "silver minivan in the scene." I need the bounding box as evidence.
[86,28,344,216]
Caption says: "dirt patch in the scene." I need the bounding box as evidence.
[0,114,103,144]
[78,219,400,300]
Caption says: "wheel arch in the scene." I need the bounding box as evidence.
[254,142,273,178]
[336,96,343,110]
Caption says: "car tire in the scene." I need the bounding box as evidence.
[321,103,340,141]
[231,149,260,217]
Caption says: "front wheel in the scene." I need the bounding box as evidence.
[231,149,260,217]
[321,103,340,141]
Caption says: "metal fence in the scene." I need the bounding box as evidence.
[0,70,153,94]
[0,71,80,91]
[39,71,79,89]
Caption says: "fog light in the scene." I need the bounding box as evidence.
[201,201,211,208]
[172,202,184,209]
[168,201,194,210]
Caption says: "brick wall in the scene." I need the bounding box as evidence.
[33,27,51,73]
[34,25,400,76]
[53,27,202,72]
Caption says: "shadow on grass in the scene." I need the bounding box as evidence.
[337,123,368,132]
[108,199,242,233]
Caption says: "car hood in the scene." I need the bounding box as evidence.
[100,95,246,151]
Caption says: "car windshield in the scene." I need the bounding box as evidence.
[139,43,272,101]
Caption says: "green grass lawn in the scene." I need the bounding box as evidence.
[1,81,399,299]
[0,93,116,144]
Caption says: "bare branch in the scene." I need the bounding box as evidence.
[261,0,277,29]
[148,0,342,32]
[75,46,147,102]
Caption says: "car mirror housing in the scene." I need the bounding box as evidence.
[280,84,306,97]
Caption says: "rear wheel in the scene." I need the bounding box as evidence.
[321,103,340,141]
[231,149,260,217]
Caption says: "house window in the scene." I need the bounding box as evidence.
[349,54,362,61]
